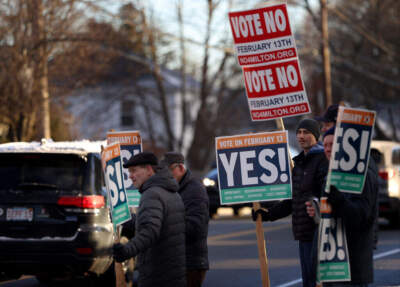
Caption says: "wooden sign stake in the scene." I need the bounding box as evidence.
[253,116,294,287]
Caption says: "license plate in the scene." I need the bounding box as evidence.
[6,207,33,221]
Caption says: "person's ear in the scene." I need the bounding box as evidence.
[146,164,154,175]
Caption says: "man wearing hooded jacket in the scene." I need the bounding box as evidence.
[252,118,328,287]
[113,152,186,287]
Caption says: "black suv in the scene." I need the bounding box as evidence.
[0,140,118,285]
[203,167,252,217]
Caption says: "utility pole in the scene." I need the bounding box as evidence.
[320,0,332,107]
[32,0,51,139]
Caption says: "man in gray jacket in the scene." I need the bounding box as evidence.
[161,152,209,287]
[113,152,186,287]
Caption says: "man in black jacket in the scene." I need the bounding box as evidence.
[252,118,328,287]
[160,152,209,287]
[113,152,186,287]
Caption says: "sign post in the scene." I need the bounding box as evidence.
[253,201,270,287]
[317,106,376,283]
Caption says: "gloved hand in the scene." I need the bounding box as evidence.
[251,208,271,221]
[327,185,345,208]
[113,242,134,263]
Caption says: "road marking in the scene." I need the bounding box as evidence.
[276,248,400,287]
[373,248,400,260]
[276,278,302,287]
[208,223,291,242]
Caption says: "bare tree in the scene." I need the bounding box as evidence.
[0,0,86,141]
[0,0,134,142]
[296,0,399,139]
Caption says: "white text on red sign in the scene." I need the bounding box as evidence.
[229,4,291,43]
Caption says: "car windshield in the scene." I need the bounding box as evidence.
[0,153,86,192]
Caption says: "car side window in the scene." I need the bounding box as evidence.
[94,156,106,196]
[392,149,400,165]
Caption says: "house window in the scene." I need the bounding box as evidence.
[121,100,134,127]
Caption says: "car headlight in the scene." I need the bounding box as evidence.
[203,178,216,187]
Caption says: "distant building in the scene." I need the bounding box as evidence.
[65,56,200,153]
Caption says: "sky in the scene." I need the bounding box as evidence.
[102,0,313,68]
[139,0,310,47]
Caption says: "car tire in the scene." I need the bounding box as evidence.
[95,261,117,287]
[36,273,52,285]
[389,213,400,228]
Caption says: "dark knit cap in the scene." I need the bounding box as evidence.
[315,104,339,123]
[160,151,185,167]
[296,118,320,141]
[123,151,158,168]
[323,126,335,139]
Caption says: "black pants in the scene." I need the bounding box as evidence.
[186,269,207,287]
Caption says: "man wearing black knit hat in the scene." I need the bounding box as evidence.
[252,118,328,287]
[113,151,187,287]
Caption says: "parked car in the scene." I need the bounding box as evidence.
[0,139,123,285]
[370,140,400,227]
[204,145,300,217]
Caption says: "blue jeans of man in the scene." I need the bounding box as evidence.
[299,240,315,287]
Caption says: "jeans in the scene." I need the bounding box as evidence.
[299,240,316,287]
[299,241,316,287]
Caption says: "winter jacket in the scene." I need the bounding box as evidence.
[178,170,210,270]
[330,161,378,284]
[268,144,329,241]
[129,168,186,287]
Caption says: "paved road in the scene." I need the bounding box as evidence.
[203,208,400,287]
[1,208,400,286]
